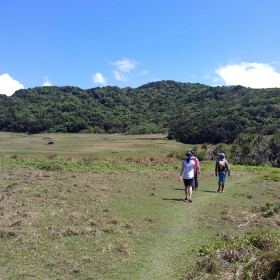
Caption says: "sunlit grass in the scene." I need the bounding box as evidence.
[0,132,280,279]
[0,132,189,158]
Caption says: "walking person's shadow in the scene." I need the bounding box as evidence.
[163,188,187,201]
[162,198,186,202]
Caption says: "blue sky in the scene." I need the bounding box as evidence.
[0,0,280,96]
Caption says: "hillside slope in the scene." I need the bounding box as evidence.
[0,80,280,143]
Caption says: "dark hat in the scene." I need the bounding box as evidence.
[185,152,193,158]
[190,150,195,156]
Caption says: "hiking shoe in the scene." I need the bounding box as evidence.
[217,189,220,192]
[184,197,188,201]
[189,199,192,203]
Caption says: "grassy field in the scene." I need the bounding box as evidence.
[0,132,279,279]
[0,132,189,157]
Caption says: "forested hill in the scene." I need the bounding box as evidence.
[0,80,280,144]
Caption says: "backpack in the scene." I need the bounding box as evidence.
[218,160,226,172]
[191,156,200,170]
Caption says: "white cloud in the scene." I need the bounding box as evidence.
[42,76,52,86]
[215,62,280,88]
[112,70,129,82]
[110,58,137,73]
[0,73,24,96]
[92,73,107,86]
[140,70,149,75]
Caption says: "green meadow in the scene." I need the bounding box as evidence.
[0,132,279,279]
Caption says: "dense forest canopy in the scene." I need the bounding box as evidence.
[0,80,280,144]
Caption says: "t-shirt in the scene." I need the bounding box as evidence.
[182,159,195,179]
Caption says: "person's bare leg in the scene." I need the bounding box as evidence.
[221,183,225,192]
[188,186,193,202]
[185,186,188,200]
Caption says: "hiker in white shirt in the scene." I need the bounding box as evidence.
[179,151,197,202]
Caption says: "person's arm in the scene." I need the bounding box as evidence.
[193,161,197,175]
[215,161,218,176]
[197,158,201,174]
[226,161,230,176]
[179,162,184,181]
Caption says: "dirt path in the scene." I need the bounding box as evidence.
[134,173,254,280]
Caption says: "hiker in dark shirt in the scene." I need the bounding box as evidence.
[215,153,230,192]
[190,150,200,190]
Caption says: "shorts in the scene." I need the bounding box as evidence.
[183,178,194,188]
[218,171,227,183]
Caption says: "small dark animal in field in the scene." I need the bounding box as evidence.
[47,141,54,145]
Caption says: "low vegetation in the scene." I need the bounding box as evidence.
[190,230,280,279]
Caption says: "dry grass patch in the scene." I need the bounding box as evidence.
[187,231,280,280]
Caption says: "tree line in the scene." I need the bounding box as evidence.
[1,80,280,147]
